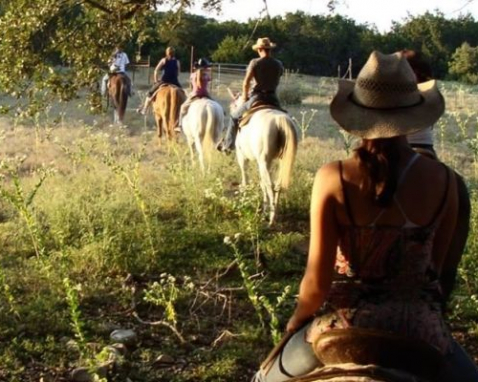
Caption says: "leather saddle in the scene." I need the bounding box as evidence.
[310,328,445,381]
[238,100,286,128]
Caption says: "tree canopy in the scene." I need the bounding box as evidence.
[0,0,225,114]
[1,1,478,115]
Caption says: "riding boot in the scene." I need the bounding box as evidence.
[229,118,239,150]
[137,96,152,115]
[101,76,109,97]
[175,112,184,133]
[217,117,239,152]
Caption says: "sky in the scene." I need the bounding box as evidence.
[182,0,478,33]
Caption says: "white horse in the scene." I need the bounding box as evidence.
[182,98,225,173]
[228,94,299,225]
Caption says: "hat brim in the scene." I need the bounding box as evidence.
[252,43,276,51]
[330,79,445,139]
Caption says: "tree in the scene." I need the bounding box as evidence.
[211,35,251,63]
[449,42,478,84]
[0,0,223,114]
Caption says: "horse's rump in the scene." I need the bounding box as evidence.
[237,108,298,188]
[184,98,224,148]
[108,73,130,123]
[153,85,186,138]
[109,73,131,96]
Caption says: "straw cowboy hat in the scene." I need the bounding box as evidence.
[330,51,445,139]
[252,37,276,51]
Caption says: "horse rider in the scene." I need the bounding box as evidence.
[101,45,132,96]
[176,58,212,132]
[137,46,182,115]
[217,37,284,152]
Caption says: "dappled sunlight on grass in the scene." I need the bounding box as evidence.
[0,75,478,379]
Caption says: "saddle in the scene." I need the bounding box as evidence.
[311,328,445,381]
[107,72,131,96]
[159,82,179,90]
[238,100,287,129]
[190,94,212,102]
[151,82,184,101]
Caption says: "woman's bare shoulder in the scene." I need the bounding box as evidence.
[313,161,343,194]
[315,161,341,177]
[415,155,452,183]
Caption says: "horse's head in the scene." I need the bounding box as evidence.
[227,88,244,114]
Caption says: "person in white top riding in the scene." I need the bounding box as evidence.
[101,45,132,96]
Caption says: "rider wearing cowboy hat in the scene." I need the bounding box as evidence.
[218,37,284,152]
[176,58,213,131]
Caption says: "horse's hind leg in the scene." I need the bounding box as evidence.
[155,116,163,147]
[187,140,195,166]
[237,150,248,187]
[258,159,275,225]
[273,184,281,214]
[194,138,206,174]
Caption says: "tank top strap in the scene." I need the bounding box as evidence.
[339,161,357,226]
[428,164,452,225]
[396,153,420,187]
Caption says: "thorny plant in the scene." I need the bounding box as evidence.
[436,118,447,152]
[0,265,19,317]
[466,131,478,165]
[450,111,477,141]
[293,109,318,141]
[143,273,195,338]
[56,126,111,169]
[60,240,107,381]
[102,144,156,259]
[0,157,55,257]
[338,129,356,156]
[205,180,265,263]
[224,234,293,344]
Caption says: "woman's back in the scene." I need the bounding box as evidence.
[307,147,457,353]
[337,150,449,228]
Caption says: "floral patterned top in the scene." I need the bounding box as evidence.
[307,155,453,355]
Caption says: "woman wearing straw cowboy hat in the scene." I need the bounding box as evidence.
[217,37,284,152]
[251,51,478,382]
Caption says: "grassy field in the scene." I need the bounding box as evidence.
[0,69,477,381]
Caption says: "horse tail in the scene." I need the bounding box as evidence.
[169,87,183,135]
[203,101,223,154]
[277,114,298,189]
[202,103,215,155]
[118,77,128,122]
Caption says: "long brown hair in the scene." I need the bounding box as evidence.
[401,49,433,83]
[354,138,401,207]
[195,68,203,89]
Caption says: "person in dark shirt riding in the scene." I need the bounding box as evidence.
[137,46,182,115]
[218,37,284,152]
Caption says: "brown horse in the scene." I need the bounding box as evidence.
[152,85,186,144]
[108,73,130,124]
